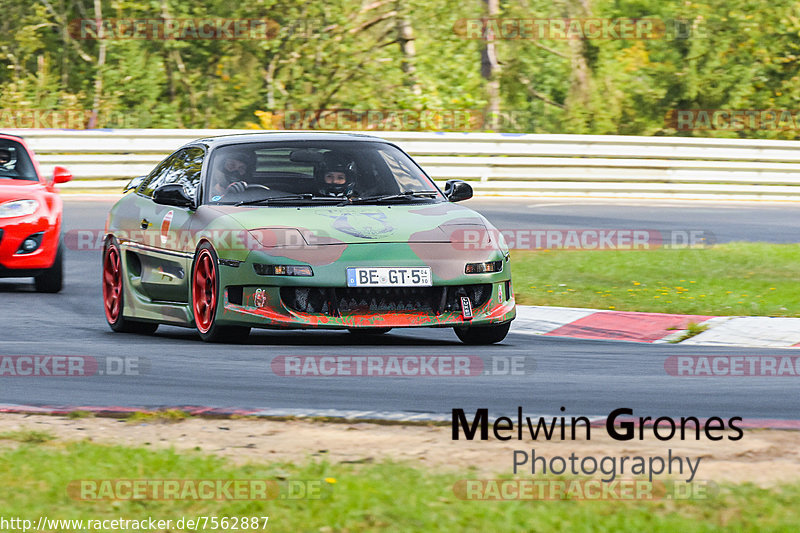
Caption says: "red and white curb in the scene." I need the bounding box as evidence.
[680,316,800,348]
[512,306,800,347]
[0,404,443,422]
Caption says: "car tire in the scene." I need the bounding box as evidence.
[454,322,511,345]
[34,239,64,293]
[348,327,392,336]
[192,242,250,343]
[102,238,159,334]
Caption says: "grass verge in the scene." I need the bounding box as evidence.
[510,242,800,316]
[125,409,192,424]
[2,438,800,531]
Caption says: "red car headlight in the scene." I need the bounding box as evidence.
[0,199,39,218]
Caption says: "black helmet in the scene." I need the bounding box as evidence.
[317,152,356,197]
[216,149,255,184]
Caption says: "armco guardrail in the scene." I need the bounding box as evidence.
[8,128,800,199]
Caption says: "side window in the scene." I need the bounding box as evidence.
[163,147,204,199]
[0,140,38,181]
[137,147,205,199]
[137,152,180,197]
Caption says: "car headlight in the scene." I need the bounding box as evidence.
[465,260,503,274]
[0,199,39,218]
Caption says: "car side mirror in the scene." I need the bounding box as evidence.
[52,166,72,184]
[124,175,146,193]
[153,184,194,208]
[444,180,473,202]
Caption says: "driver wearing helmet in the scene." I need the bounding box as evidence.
[317,152,356,197]
[0,148,11,169]
[210,151,253,199]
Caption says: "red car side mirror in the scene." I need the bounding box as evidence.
[52,166,72,184]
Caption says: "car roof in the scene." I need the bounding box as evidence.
[183,131,391,150]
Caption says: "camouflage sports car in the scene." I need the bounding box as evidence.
[102,133,515,343]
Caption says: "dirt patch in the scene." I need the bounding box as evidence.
[1,414,798,487]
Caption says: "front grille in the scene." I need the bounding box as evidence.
[281,284,493,315]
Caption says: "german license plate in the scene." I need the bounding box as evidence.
[347,267,432,287]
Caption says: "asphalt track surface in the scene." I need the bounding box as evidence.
[470,198,800,244]
[1,198,798,421]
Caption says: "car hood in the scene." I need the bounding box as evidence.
[207,202,496,246]
[0,181,45,202]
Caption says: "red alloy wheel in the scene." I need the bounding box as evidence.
[103,245,122,323]
[193,248,217,333]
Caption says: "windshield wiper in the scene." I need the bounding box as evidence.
[235,194,340,206]
[338,190,439,206]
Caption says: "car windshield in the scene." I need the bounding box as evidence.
[204,140,444,205]
[0,139,38,181]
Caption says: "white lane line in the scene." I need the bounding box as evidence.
[525,203,575,208]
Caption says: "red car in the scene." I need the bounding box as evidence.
[0,133,72,292]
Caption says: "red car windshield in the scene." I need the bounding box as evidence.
[0,139,38,181]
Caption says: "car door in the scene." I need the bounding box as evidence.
[133,147,205,303]
[108,151,177,250]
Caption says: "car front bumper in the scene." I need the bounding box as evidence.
[0,213,60,275]
[219,281,516,329]
[216,242,516,330]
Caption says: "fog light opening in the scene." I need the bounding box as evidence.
[16,232,43,255]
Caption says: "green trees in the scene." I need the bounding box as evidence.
[0,0,796,137]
